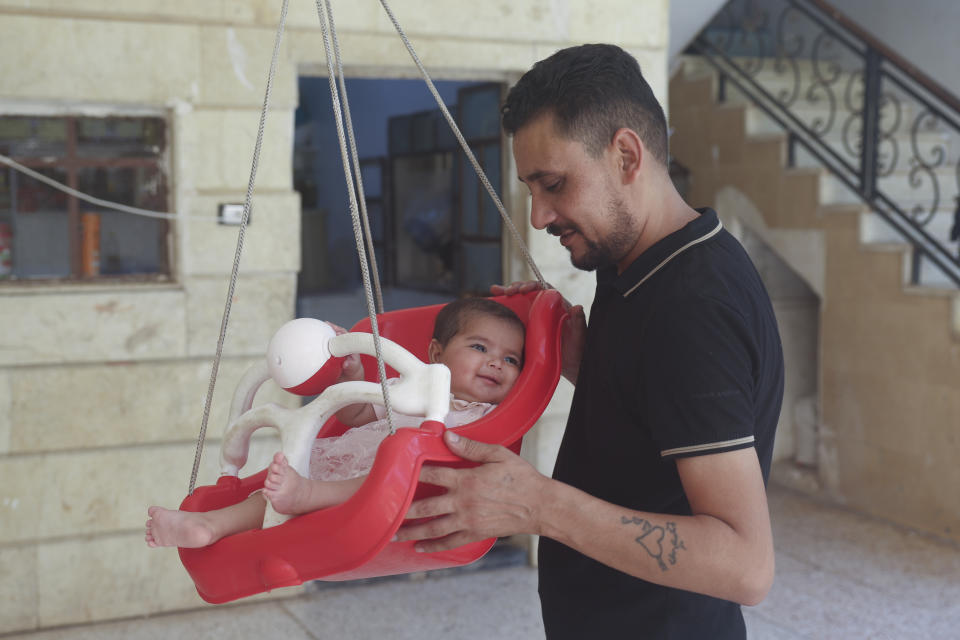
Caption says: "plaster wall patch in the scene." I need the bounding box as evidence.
[226,28,254,91]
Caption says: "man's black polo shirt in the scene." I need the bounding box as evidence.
[538,208,784,639]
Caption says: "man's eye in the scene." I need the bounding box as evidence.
[545,180,562,192]
[470,343,487,353]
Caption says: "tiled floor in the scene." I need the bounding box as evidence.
[744,487,960,639]
[10,484,960,639]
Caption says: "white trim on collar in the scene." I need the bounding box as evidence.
[622,218,724,298]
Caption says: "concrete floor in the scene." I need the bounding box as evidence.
[9,484,960,640]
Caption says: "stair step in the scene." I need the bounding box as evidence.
[791,137,960,169]
[858,210,960,289]
[679,54,843,79]
[902,282,960,338]
[860,210,957,245]
[902,283,960,298]
[818,172,959,208]
[669,70,716,106]
[909,257,960,290]
[819,202,869,215]
[740,101,951,142]
[854,239,959,290]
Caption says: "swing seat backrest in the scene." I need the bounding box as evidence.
[177,289,566,604]
[318,291,542,441]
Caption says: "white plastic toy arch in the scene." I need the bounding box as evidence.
[219,318,451,528]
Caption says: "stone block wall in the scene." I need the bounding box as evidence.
[0,0,668,632]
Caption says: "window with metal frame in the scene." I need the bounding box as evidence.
[0,115,170,282]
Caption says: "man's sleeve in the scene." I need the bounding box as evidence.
[641,294,759,459]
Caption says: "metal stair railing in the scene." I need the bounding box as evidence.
[686,0,960,287]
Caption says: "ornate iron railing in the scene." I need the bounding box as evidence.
[688,0,960,287]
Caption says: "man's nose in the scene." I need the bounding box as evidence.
[529,196,556,230]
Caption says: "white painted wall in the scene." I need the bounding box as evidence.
[669,0,728,61]
[830,0,960,95]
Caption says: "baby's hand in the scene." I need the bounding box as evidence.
[328,322,364,382]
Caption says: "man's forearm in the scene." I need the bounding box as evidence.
[537,477,774,605]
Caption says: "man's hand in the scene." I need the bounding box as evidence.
[395,431,548,552]
[491,281,586,384]
[560,304,586,384]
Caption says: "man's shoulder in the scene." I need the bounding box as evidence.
[667,229,768,306]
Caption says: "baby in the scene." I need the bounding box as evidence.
[145,297,525,549]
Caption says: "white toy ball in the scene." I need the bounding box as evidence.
[266,318,340,393]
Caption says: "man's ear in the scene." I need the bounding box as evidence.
[427,339,442,363]
[611,127,643,184]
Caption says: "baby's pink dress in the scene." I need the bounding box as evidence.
[308,393,495,482]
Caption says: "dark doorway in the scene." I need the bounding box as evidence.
[294,77,506,326]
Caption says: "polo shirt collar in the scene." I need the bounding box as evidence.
[599,208,724,297]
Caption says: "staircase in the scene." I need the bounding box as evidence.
[669,44,960,542]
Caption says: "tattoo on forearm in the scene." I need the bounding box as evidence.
[621,516,686,572]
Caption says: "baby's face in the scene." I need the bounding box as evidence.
[430,314,525,404]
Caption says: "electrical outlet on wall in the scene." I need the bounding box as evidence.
[218,203,248,225]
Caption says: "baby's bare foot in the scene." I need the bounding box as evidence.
[145,506,217,549]
[263,452,319,515]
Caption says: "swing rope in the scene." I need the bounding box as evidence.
[322,0,385,316]
[314,0,398,434]
[188,0,291,494]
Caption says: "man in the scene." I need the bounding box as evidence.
[396,43,784,639]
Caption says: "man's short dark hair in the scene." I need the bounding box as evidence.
[501,43,668,166]
[432,297,525,349]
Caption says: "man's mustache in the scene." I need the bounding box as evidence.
[546,223,576,237]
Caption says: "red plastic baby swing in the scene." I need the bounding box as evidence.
[178,289,566,603]
[174,0,564,604]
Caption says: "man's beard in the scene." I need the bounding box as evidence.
[548,196,637,272]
